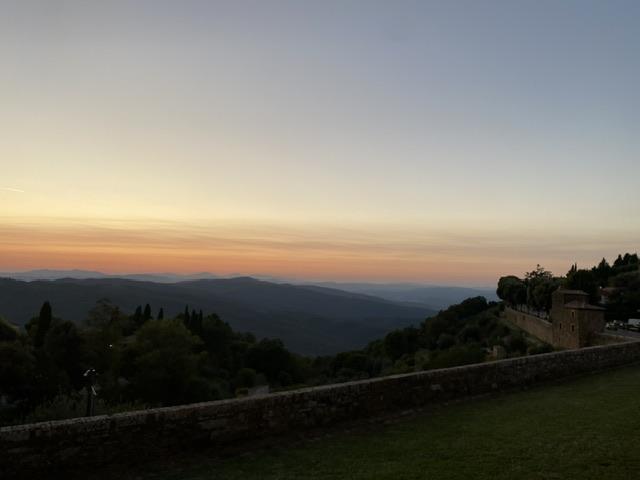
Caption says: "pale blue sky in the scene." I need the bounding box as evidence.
[1,1,638,283]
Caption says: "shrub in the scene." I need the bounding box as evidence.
[427,345,486,370]
[436,333,455,350]
[236,368,257,388]
[528,344,553,355]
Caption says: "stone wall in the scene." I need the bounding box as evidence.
[3,340,640,478]
[504,307,553,344]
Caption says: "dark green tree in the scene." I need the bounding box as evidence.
[42,320,86,390]
[143,304,152,322]
[497,276,527,306]
[86,299,126,330]
[436,333,455,350]
[235,368,257,388]
[246,339,299,386]
[33,301,53,347]
[0,341,37,410]
[133,306,143,327]
[592,258,611,286]
[565,268,598,302]
[126,319,207,405]
[525,265,558,311]
[183,306,190,328]
[384,330,408,361]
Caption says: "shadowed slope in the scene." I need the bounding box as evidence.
[0,277,434,355]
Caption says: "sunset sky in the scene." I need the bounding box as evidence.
[1,1,639,285]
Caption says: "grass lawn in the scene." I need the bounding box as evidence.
[119,365,640,480]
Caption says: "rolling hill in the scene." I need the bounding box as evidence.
[308,282,498,310]
[0,277,435,355]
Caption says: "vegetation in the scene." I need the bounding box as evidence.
[0,301,297,425]
[99,364,640,480]
[0,292,546,426]
[497,252,640,321]
[0,276,434,356]
[14,252,637,425]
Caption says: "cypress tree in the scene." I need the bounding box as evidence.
[183,306,190,328]
[35,301,53,347]
[191,309,198,332]
[157,307,164,320]
[143,303,152,321]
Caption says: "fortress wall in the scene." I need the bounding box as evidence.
[3,340,640,477]
[504,307,553,344]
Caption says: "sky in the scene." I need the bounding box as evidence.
[1,0,639,286]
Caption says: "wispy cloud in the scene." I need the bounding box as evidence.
[1,187,24,193]
[0,217,637,283]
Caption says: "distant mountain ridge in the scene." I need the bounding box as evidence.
[1,270,497,311]
[0,269,218,283]
[0,276,435,355]
[307,282,498,310]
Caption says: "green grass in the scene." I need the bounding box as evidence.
[122,365,640,480]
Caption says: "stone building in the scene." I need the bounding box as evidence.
[550,289,605,349]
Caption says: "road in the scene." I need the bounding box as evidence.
[606,328,640,339]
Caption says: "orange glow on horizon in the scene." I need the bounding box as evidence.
[1,218,637,285]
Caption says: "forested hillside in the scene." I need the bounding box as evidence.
[0,293,544,426]
[10,254,637,427]
[0,277,433,355]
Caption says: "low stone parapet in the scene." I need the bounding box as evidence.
[2,340,640,477]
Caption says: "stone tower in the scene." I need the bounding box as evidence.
[550,289,605,349]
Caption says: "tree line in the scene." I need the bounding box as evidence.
[0,299,303,424]
[497,252,640,320]
[0,291,553,426]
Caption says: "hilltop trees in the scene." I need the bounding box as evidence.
[606,254,640,318]
[565,268,598,302]
[614,253,639,270]
[593,258,612,286]
[498,253,640,321]
[496,276,527,306]
[498,265,560,313]
[524,265,559,312]
[578,253,639,320]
